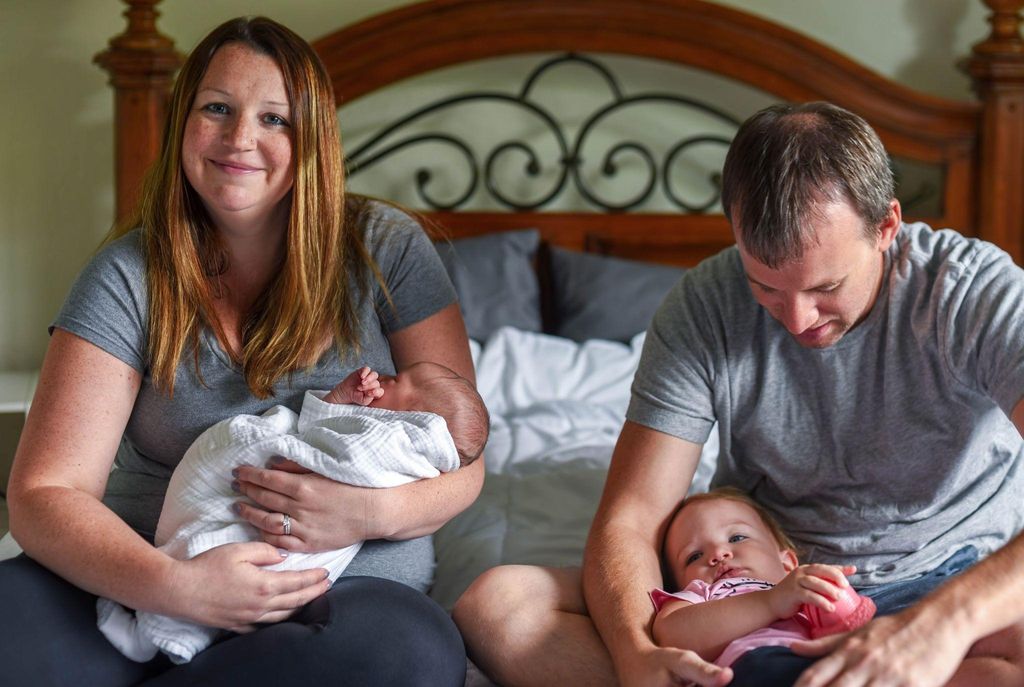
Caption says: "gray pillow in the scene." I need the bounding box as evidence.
[548,247,685,342]
[434,229,542,341]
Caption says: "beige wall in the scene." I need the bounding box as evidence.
[0,0,988,372]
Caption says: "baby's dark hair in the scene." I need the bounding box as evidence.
[661,486,797,590]
[410,364,489,466]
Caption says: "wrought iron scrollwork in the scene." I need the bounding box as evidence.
[344,53,940,214]
[344,53,742,213]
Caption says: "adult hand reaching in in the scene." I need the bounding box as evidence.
[791,609,968,687]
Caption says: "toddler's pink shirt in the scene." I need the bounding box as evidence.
[650,577,811,668]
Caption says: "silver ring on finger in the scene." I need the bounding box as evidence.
[282,513,291,536]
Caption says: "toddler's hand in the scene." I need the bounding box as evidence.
[323,366,384,405]
[767,564,854,620]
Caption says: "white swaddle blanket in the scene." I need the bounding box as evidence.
[96,390,460,664]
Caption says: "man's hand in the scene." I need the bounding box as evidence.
[792,610,969,687]
[623,645,734,687]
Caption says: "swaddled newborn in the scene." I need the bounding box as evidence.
[97,361,488,664]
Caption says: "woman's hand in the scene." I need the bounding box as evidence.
[768,564,855,619]
[233,459,378,552]
[164,541,330,632]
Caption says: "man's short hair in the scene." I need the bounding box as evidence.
[720,102,895,267]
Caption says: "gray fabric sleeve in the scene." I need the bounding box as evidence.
[364,202,457,335]
[626,266,720,444]
[50,232,148,372]
[941,243,1024,417]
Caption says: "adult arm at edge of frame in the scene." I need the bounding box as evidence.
[8,330,332,629]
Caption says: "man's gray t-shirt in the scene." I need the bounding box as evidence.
[628,222,1024,586]
[52,200,457,592]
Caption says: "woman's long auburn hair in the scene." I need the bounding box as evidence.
[107,17,381,399]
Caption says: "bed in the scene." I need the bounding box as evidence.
[4,0,1019,683]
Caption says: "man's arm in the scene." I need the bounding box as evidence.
[582,420,731,687]
[1013,397,1024,438]
[794,396,1024,687]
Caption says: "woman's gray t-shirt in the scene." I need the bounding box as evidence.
[51,201,457,591]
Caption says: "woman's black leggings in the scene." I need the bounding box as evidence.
[0,555,466,686]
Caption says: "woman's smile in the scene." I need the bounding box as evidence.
[182,43,294,233]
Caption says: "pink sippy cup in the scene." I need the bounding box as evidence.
[800,580,876,639]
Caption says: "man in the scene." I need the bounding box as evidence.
[454,102,1024,686]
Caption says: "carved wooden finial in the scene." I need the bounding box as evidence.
[967,0,1024,265]
[94,0,184,222]
[94,0,182,87]
[968,0,1024,85]
[977,0,1024,51]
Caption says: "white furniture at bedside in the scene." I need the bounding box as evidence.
[0,371,36,559]
[0,371,38,417]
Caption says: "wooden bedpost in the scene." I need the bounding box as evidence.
[95,0,182,224]
[967,0,1024,265]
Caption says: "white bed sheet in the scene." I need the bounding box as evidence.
[430,327,719,612]
[442,327,719,686]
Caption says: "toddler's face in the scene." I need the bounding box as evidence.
[664,498,797,588]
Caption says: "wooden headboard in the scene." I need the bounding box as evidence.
[95,0,1024,266]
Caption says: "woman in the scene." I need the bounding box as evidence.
[1,16,480,686]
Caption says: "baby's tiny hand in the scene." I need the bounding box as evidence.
[769,564,852,619]
[351,366,384,406]
[325,366,385,405]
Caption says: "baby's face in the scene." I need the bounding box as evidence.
[664,498,797,588]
